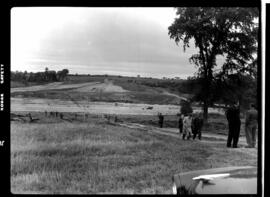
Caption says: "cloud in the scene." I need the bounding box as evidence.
[11,8,197,78]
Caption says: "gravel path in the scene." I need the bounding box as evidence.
[118,122,252,148]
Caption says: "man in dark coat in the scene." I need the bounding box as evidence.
[192,113,204,140]
[178,114,184,134]
[225,102,241,148]
[158,113,164,128]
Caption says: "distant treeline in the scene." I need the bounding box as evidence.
[11,68,69,83]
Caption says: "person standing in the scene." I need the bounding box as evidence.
[192,113,204,140]
[178,114,184,135]
[191,113,196,135]
[225,102,241,148]
[158,113,164,128]
[245,104,258,148]
[183,114,192,140]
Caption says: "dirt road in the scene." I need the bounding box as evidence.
[11,81,129,93]
[118,122,255,149]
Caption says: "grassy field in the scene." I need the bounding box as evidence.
[11,81,46,88]
[11,112,247,136]
[11,75,185,105]
[11,114,257,194]
[11,89,180,105]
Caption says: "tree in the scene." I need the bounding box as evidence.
[168,7,258,121]
[47,70,57,81]
[57,69,69,81]
[62,69,69,80]
[213,72,257,110]
[180,99,193,115]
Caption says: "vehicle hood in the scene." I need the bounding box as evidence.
[172,166,257,194]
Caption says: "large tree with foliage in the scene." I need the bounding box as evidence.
[213,72,257,109]
[57,69,69,81]
[168,7,258,121]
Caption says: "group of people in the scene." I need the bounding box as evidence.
[226,102,258,148]
[157,102,258,148]
[158,112,204,140]
[178,113,204,140]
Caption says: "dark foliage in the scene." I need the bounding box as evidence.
[180,99,193,115]
[168,7,258,120]
[11,68,69,83]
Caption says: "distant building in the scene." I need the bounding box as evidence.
[137,75,140,78]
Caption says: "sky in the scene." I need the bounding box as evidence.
[11,7,206,79]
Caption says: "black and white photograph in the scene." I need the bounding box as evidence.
[8,4,263,195]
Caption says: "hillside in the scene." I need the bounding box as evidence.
[11,75,191,105]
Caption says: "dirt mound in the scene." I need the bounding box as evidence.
[11,81,129,93]
[11,82,100,93]
[75,81,128,93]
[11,82,63,93]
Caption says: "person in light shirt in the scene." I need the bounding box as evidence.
[182,113,192,140]
[245,103,258,148]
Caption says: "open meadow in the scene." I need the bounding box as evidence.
[11,112,257,194]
